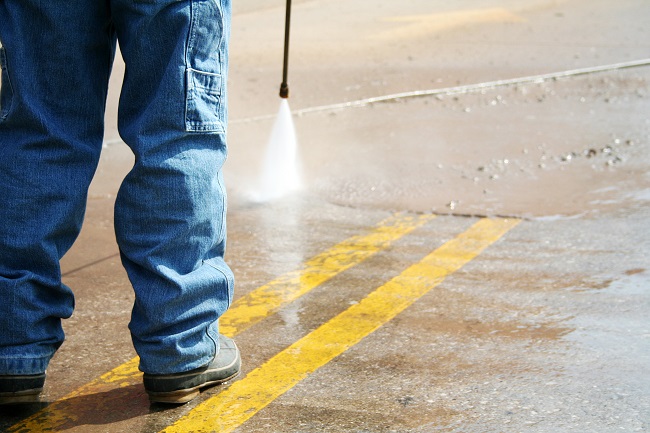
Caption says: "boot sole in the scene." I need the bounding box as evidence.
[147,370,240,404]
[0,388,43,405]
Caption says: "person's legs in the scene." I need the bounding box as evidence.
[0,0,114,401]
[111,0,236,378]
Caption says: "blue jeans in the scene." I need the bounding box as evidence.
[0,0,233,375]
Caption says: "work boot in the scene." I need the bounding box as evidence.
[143,335,241,404]
[0,373,46,405]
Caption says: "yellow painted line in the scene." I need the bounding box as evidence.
[8,212,432,432]
[161,218,520,433]
[220,212,435,336]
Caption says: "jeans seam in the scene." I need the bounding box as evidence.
[0,47,14,121]
[202,258,232,355]
[217,173,227,246]
[203,259,233,305]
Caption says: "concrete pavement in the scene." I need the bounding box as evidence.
[1,0,649,431]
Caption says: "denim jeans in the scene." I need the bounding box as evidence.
[0,0,233,375]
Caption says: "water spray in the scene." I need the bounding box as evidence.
[279,0,292,98]
[256,0,300,201]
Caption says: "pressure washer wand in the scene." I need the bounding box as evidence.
[279,0,292,98]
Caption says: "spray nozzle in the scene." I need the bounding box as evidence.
[279,82,289,99]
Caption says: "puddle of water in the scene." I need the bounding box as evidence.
[628,189,650,201]
[602,268,650,296]
[531,212,586,222]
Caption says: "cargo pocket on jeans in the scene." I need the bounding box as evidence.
[0,46,14,121]
[185,68,224,133]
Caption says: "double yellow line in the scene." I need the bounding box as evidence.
[9,214,518,432]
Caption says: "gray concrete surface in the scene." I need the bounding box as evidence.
[1,0,649,431]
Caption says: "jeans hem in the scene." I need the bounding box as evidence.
[0,354,53,375]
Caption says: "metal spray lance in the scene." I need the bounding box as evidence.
[279,0,292,98]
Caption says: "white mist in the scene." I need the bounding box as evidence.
[256,99,301,201]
